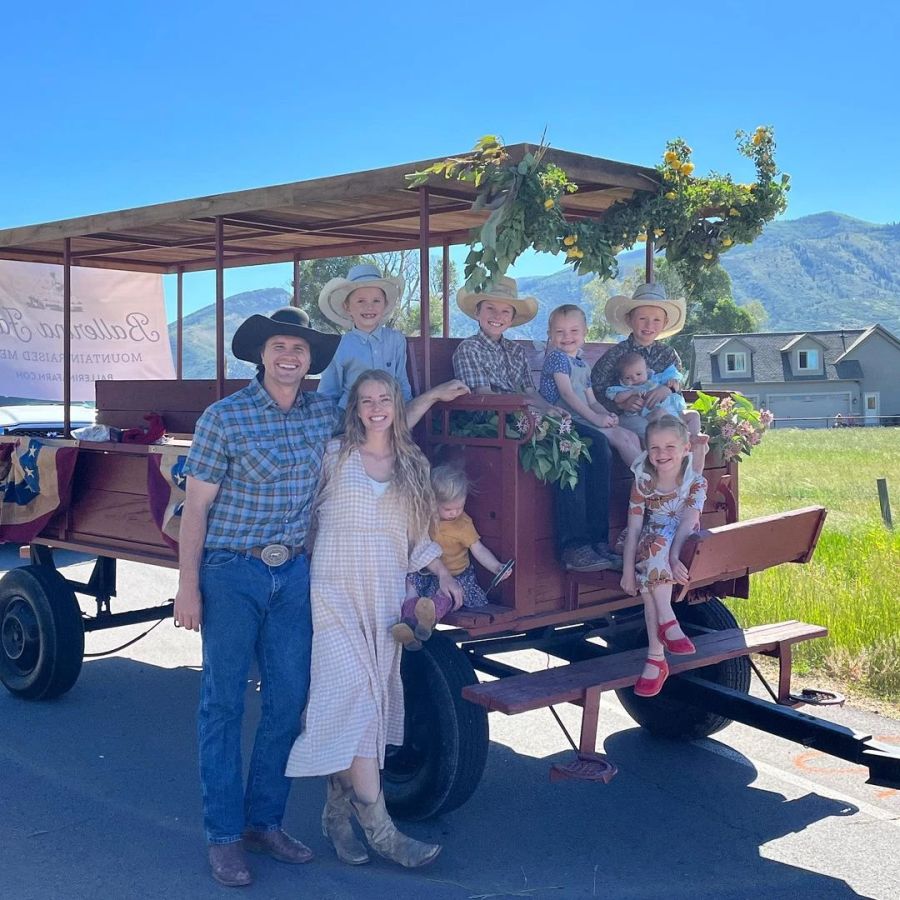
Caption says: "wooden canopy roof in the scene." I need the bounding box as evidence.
[0,145,659,275]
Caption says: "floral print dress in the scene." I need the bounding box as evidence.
[629,453,707,590]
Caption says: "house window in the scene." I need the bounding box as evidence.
[797,349,819,371]
[724,351,747,374]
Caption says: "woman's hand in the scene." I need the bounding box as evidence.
[432,379,470,402]
[620,569,638,596]
[439,573,465,610]
[644,385,672,409]
[597,411,620,428]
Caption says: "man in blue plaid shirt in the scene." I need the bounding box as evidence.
[174,308,466,887]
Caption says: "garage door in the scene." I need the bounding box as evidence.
[766,392,851,428]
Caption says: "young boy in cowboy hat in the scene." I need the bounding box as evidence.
[591,282,706,471]
[452,277,613,573]
[317,263,413,409]
[590,282,687,416]
[174,307,466,887]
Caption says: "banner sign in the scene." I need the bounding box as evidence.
[0,261,175,401]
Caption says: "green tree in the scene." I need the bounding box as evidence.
[389,252,459,337]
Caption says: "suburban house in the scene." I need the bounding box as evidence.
[690,324,900,427]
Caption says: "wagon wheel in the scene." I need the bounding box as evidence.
[0,565,84,700]
[614,597,750,739]
[384,632,489,821]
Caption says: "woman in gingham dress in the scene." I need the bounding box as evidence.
[286,370,461,869]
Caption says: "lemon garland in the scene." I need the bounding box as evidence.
[406,129,789,293]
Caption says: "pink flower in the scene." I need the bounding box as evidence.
[721,424,736,439]
[738,420,754,436]
[559,440,573,454]
[558,416,572,434]
[759,409,774,426]
[719,397,735,412]
[748,431,761,446]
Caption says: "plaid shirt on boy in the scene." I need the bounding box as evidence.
[590,335,682,412]
[184,376,339,550]
[452,331,534,393]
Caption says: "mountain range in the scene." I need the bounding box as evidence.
[171,212,900,377]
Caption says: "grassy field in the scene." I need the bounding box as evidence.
[729,427,900,699]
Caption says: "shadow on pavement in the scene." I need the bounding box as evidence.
[1,651,871,899]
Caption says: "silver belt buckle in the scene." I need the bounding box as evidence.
[260,543,290,566]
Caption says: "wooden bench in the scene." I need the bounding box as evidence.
[462,619,827,779]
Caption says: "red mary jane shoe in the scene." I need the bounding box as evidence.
[658,619,696,655]
[634,657,669,697]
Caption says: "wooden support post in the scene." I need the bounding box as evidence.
[293,255,301,308]
[579,686,602,754]
[62,238,72,437]
[644,237,655,284]
[877,478,893,529]
[442,240,450,339]
[776,641,795,705]
[176,267,184,380]
[418,188,432,389]
[215,216,225,399]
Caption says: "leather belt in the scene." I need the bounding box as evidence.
[247,544,305,566]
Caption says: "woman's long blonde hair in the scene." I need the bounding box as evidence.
[340,369,436,537]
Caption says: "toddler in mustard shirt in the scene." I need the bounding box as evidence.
[392,465,511,650]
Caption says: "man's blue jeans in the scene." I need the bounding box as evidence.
[198,550,312,844]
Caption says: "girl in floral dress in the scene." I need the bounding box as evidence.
[286,370,462,869]
[620,415,707,697]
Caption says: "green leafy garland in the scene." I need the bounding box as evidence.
[406,129,789,293]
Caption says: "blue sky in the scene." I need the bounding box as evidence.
[3,1,897,319]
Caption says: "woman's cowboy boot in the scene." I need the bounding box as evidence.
[322,776,370,865]
[350,790,441,868]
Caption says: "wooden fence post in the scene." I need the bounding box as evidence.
[877,478,893,529]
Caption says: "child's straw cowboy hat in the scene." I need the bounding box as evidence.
[318,263,405,329]
[456,276,538,325]
[605,283,686,339]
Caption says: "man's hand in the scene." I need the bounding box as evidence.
[615,391,644,414]
[644,385,672,409]
[174,585,202,632]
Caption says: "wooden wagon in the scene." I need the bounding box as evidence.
[1,146,897,818]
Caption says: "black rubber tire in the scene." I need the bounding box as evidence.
[384,632,489,821]
[614,598,751,740]
[0,565,84,700]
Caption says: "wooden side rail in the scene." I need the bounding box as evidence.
[463,619,826,782]
[674,506,827,599]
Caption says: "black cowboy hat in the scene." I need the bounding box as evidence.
[231,307,340,375]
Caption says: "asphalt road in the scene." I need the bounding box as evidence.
[1,545,898,900]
